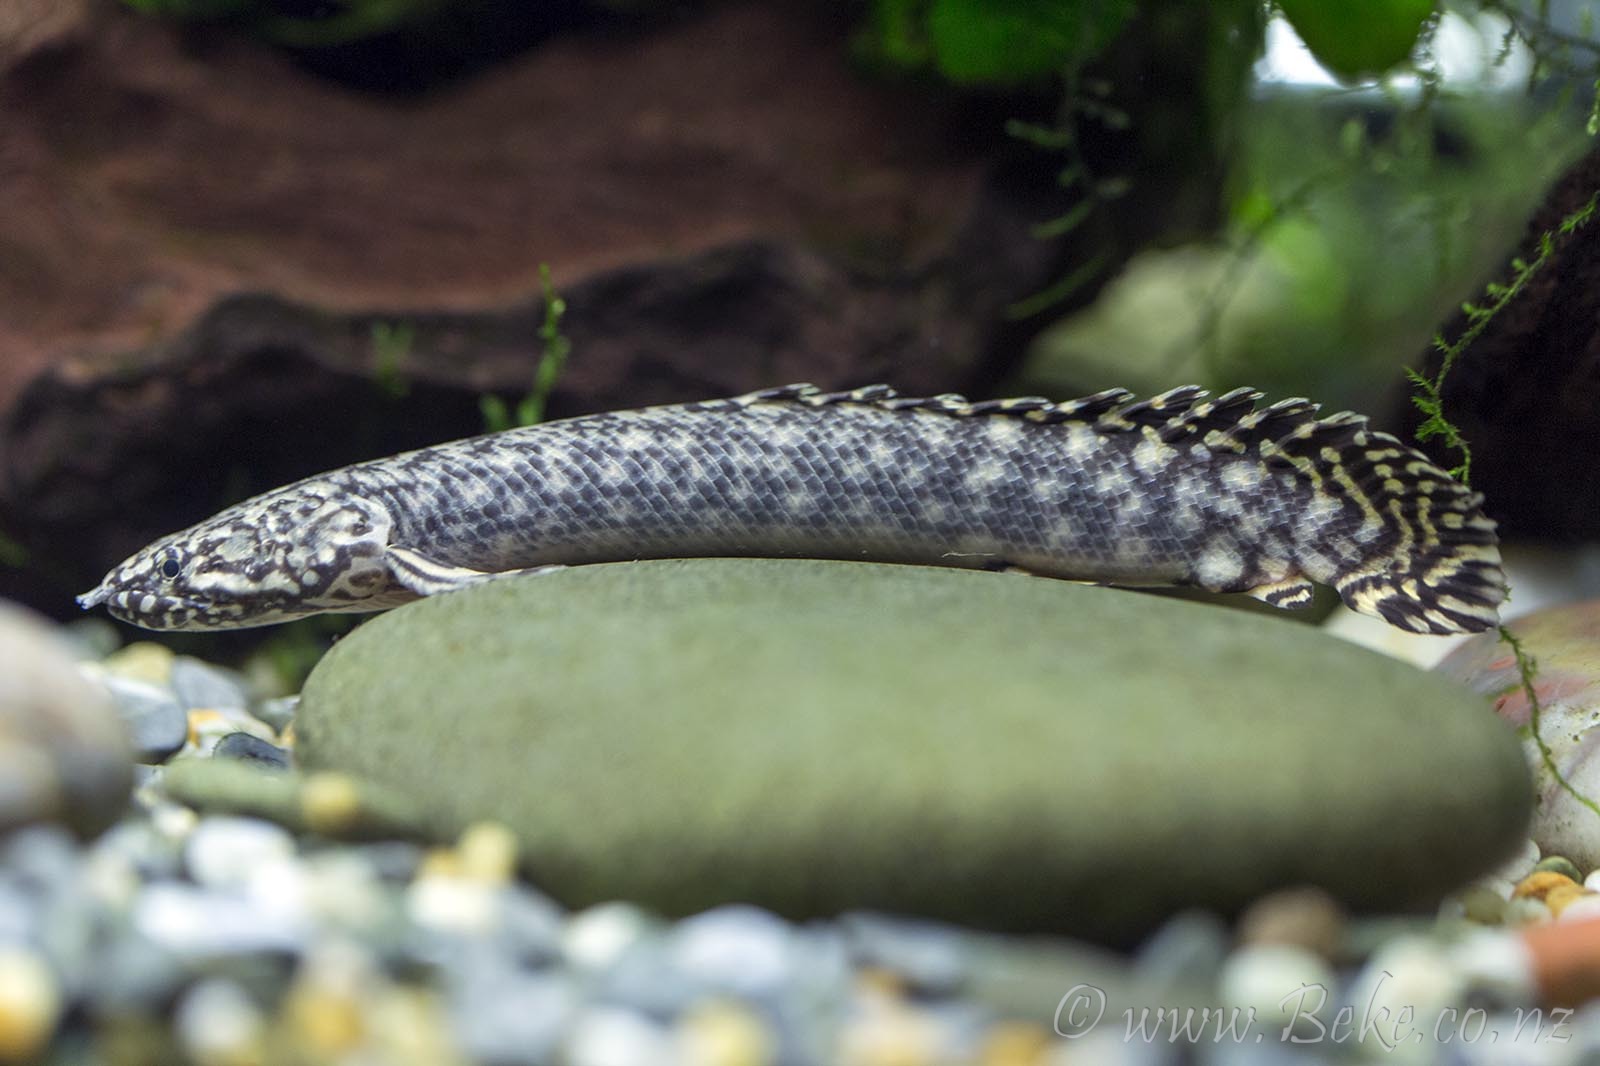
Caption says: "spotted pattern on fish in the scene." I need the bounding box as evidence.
[78,383,1505,634]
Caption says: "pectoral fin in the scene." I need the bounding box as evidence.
[385,546,564,597]
[1245,575,1316,609]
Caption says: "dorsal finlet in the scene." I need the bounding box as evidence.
[727,384,1432,475]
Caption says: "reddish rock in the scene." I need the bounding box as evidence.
[1524,914,1600,1006]
[1397,145,1600,539]
[1436,599,1600,870]
[0,2,998,403]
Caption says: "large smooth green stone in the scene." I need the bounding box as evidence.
[297,559,1529,943]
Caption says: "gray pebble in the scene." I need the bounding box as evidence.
[170,657,251,712]
[668,904,796,999]
[102,676,188,763]
[0,882,37,945]
[349,842,425,882]
[451,961,578,1065]
[1134,909,1230,997]
[595,936,704,1018]
[498,885,566,966]
[84,928,189,1013]
[840,912,971,995]
[251,696,300,734]
[1,825,81,893]
[213,732,290,770]
[94,820,184,882]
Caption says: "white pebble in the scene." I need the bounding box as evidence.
[135,884,307,959]
[564,903,655,973]
[1218,943,1335,1038]
[1345,936,1464,1059]
[1446,927,1535,1002]
[185,817,297,890]
[174,978,265,1066]
[406,875,498,936]
[564,1006,677,1066]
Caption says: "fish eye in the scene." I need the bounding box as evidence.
[159,557,182,580]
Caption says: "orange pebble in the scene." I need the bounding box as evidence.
[1524,914,1600,1006]
[1546,884,1595,918]
[1514,871,1581,902]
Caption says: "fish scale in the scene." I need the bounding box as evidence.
[79,383,1505,634]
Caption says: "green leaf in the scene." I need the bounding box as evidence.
[927,0,1136,85]
[1277,0,1435,83]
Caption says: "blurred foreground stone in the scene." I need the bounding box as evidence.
[0,601,131,837]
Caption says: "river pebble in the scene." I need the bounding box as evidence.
[169,658,252,714]
[183,815,297,889]
[212,731,291,769]
[173,977,267,1066]
[100,676,188,763]
[251,695,301,734]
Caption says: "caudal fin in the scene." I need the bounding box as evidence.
[1247,409,1505,635]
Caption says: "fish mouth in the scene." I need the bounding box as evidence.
[78,585,212,620]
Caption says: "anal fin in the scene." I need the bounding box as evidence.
[980,559,1038,577]
[385,546,565,597]
[1245,575,1316,610]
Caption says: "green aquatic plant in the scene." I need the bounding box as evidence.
[370,321,415,401]
[856,0,1137,85]
[480,265,570,432]
[1407,180,1600,826]
[1002,110,1117,320]
[1499,626,1600,824]
[1408,189,1600,483]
